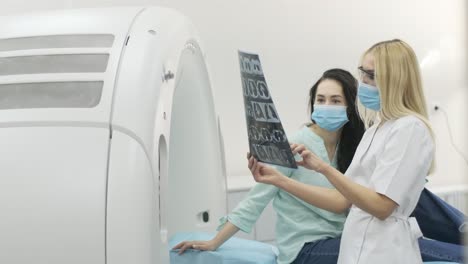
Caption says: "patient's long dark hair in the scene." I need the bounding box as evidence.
[309,69,365,173]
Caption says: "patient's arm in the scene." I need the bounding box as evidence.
[172,221,239,254]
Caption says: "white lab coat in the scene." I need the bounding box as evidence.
[337,115,434,264]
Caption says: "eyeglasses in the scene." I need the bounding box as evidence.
[358,66,375,81]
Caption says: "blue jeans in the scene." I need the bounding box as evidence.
[412,188,466,245]
[292,237,465,264]
[291,237,340,264]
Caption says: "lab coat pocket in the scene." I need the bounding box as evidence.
[339,208,373,262]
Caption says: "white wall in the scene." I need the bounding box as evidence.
[1,0,466,188]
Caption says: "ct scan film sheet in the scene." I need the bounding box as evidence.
[238,51,297,169]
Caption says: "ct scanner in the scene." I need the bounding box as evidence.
[0,7,227,264]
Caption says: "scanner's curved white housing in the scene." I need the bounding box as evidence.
[0,7,227,264]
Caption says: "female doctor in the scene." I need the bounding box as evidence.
[249,39,435,263]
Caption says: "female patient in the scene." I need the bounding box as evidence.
[174,68,365,264]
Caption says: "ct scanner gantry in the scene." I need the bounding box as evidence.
[0,6,227,264]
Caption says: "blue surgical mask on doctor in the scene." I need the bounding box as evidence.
[358,82,381,111]
[311,105,349,132]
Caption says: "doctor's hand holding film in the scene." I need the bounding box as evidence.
[290,143,326,172]
[248,143,325,186]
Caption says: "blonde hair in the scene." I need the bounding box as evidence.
[359,39,435,172]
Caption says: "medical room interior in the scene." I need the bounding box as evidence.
[0,0,466,263]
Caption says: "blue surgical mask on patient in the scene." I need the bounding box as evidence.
[311,105,349,132]
[358,82,381,111]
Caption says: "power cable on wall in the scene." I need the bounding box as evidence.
[433,104,468,167]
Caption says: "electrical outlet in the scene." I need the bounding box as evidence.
[429,101,440,113]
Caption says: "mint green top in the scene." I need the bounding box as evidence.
[218,126,346,264]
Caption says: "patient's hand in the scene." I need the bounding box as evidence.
[248,156,283,186]
[290,143,325,172]
[172,240,217,254]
